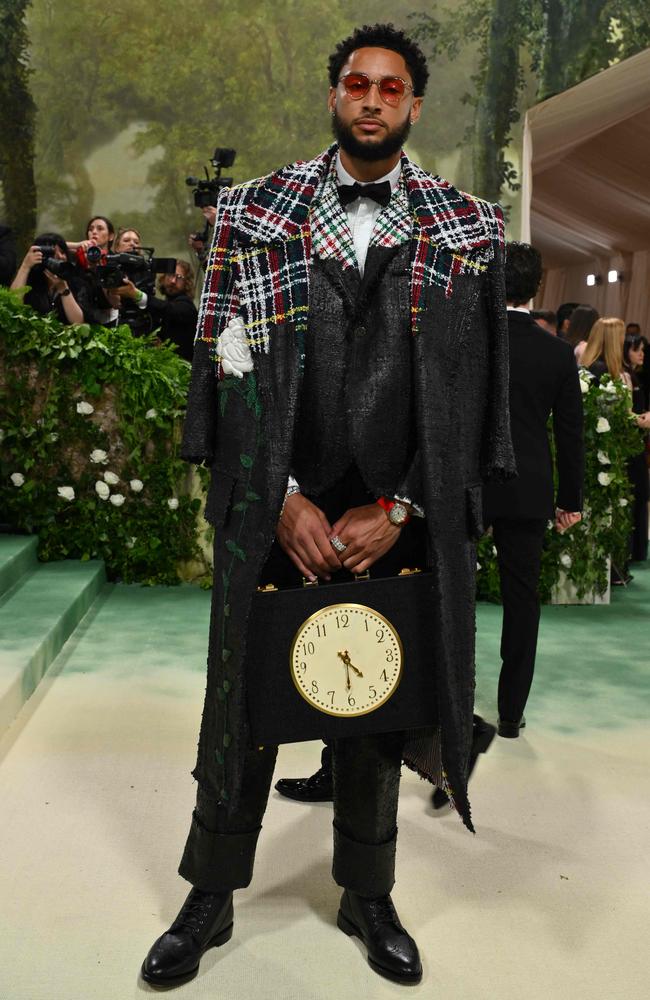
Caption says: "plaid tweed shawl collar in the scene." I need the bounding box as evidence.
[237,143,490,254]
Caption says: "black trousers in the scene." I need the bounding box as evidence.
[490,517,547,722]
[179,731,405,898]
[179,468,425,898]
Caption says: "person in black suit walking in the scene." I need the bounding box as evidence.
[483,242,584,738]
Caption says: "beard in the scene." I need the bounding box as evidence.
[332,109,411,162]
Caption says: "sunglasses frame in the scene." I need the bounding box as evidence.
[337,71,414,106]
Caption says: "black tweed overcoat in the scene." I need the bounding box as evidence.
[181,146,516,832]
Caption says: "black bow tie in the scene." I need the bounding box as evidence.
[338,180,392,208]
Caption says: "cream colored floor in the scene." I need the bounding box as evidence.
[1,580,649,1000]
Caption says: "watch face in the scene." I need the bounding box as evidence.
[290,603,403,717]
[389,503,408,525]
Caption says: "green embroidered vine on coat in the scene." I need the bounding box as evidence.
[214,371,263,799]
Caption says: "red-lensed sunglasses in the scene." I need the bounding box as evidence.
[338,72,414,106]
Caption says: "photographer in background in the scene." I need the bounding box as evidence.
[147,260,197,361]
[10,233,90,326]
[0,222,17,285]
[109,227,155,336]
[188,205,217,270]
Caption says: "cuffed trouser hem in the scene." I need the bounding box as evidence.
[178,811,262,891]
[332,823,397,898]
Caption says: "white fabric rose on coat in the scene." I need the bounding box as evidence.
[104,471,119,485]
[597,451,610,465]
[217,315,254,379]
[57,486,75,501]
[167,497,179,510]
[596,417,610,433]
[110,493,125,507]
[130,479,144,492]
[560,553,572,568]
[11,472,25,487]
[90,448,109,464]
[76,401,94,415]
[598,472,611,486]
[95,480,110,500]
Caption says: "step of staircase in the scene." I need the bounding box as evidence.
[0,552,106,736]
[0,534,38,599]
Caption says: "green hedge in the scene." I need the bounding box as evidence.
[1,288,643,597]
[477,368,643,602]
[0,288,207,585]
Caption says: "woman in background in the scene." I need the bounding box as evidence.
[10,232,90,325]
[566,305,599,363]
[623,333,650,562]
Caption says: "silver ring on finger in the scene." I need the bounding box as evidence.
[330,535,347,554]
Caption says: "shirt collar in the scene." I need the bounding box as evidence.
[335,154,402,193]
[507,305,531,313]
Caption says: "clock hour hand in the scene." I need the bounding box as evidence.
[338,650,364,679]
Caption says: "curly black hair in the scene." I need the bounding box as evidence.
[328,23,429,97]
[504,241,543,305]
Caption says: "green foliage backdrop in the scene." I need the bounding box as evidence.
[0,288,207,585]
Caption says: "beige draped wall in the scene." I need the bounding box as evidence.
[521,48,650,333]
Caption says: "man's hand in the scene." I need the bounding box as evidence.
[276,494,342,581]
[555,509,582,533]
[330,504,401,575]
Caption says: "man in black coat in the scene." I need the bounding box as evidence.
[483,242,584,738]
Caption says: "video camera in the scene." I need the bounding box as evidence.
[186,147,236,209]
[76,245,176,289]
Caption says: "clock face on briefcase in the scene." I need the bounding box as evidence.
[290,603,403,717]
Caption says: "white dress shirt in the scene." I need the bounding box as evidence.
[335,156,402,276]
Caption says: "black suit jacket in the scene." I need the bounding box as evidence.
[483,310,584,521]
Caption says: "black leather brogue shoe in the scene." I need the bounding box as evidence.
[498,715,526,738]
[141,888,233,988]
[275,751,333,802]
[337,890,422,984]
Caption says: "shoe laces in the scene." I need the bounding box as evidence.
[174,890,219,936]
[366,895,399,926]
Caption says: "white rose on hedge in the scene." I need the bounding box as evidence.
[57,486,75,501]
[145,408,157,419]
[104,471,119,485]
[126,536,136,549]
[476,561,482,570]
[167,497,179,510]
[579,379,589,394]
[95,480,110,500]
[597,450,610,465]
[598,472,611,486]
[129,479,144,492]
[619,498,629,507]
[110,493,125,507]
[603,381,618,395]
[11,472,25,487]
[0,429,5,442]
[90,448,108,464]
[560,553,572,568]
[216,315,254,379]
[596,417,610,433]
[76,401,94,415]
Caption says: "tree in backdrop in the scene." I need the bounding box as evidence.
[23,0,475,257]
[0,0,37,255]
[413,0,650,203]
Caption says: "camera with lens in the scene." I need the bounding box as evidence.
[76,246,176,289]
[186,147,236,215]
[36,244,77,282]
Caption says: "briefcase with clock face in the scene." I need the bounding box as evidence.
[245,571,438,745]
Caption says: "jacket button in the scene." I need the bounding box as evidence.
[355,325,366,337]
